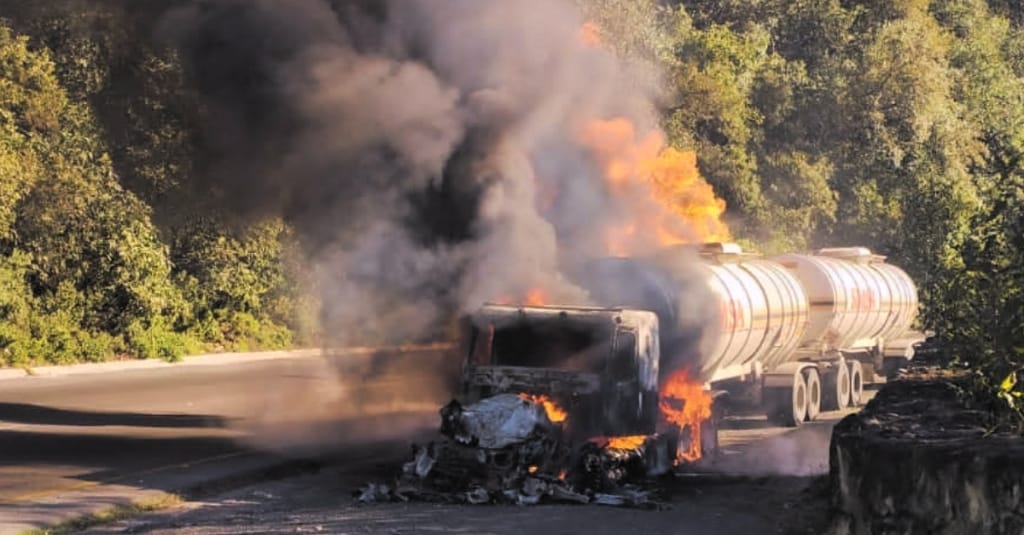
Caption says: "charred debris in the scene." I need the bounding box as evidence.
[356,393,677,508]
[356,304,719,508]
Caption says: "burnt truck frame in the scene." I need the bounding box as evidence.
[458,304,666,442]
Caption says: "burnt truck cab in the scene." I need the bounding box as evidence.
[458,304,661,441]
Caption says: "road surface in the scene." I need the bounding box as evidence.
[79,401,868,535]
[0,348,453,534]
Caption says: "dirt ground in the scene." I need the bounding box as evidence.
[79,401,857,535]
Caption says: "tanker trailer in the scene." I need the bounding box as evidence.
[774,247,926,410]
[581,243,925,427]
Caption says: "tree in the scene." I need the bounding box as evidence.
[0,20,194,364]
[659,9,839,251]
[923,0,1024,376]
[0,4,312,362]
[0,27,63,238]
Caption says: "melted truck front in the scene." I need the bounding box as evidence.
[458,304,661,441]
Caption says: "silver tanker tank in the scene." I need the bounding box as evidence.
[582,243,810,383]
[581,243,926,427]
[651,243,811,382]
[774,247,923,363]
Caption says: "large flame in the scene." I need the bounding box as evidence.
[578,21,602,48]
[659,369,713,463]
[524,288,546,306]
[578,118,731,257]
[592,435,647,450]
[520,393,568,423]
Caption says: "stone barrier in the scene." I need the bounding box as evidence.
[828,373,1024,535]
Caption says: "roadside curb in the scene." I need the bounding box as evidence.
[0,343,453,382]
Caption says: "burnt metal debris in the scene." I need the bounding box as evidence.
[356,394,670,508]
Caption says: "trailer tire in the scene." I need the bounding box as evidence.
[822,360,851,411]
[803,367,822,421]
[848,360,864,406]
[700,406,721,463]
[699,392,727,463]
[766,371,807,427]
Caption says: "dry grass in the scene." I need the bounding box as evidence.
[20,493,183,535]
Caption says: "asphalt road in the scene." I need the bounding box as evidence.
[0,348,454,533]
[79,393,871,535]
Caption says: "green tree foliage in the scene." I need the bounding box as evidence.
[577,0,675,63]
[171,218,301,351]
[925,0,1024,378]
[656,7,838,251]
[0,11,310,367]
[0,24,196,365]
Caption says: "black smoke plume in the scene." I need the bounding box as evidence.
[160,0,715,371]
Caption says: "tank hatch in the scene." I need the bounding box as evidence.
[815,247,886,263]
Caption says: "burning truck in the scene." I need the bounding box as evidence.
[363,242,925,506]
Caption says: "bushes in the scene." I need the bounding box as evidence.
[0,252,121,366]
[217,311,293,352]
[171,218,308,352]
[125,318,196,362]
[0,20,310,367]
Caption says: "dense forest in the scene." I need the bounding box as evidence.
[0,0,1022,400]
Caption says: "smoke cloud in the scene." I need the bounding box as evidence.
[712,417,836,477]
[160,0,713,370]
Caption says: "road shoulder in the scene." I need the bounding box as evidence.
[3,452,320,534]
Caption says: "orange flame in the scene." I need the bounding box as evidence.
[658,369,713,463]
[578,21,601,48]
[519,393,568,423]
[595,435,648,450]
[494,288,547,307]
[578,118,731,256]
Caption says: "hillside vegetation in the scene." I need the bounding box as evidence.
[0,0,1021,396]
[0,3,310,365]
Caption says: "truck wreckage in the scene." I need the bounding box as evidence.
[358,304,717,508]
[358,243,928,507]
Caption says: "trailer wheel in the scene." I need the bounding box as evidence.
[822,359,851,411]
[766,370,807,427]
[848,360,864,406]
[803,367,822,421]
[700,400,722,463]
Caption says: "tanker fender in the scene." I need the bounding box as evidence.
[762,361,818,389]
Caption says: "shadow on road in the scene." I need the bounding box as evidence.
[0,429,240,470]
[0,402,231,428]
[0,403,434,503]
